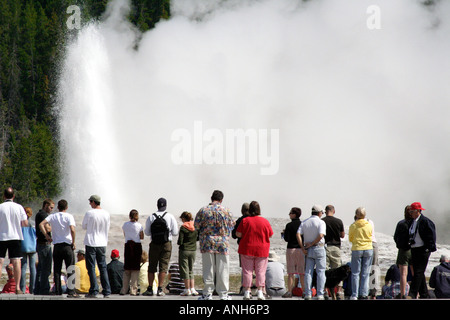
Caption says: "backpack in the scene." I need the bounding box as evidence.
[151,212,169,244]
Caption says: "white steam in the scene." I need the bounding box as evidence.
[56,0,450,237]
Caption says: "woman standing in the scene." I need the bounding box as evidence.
[20,207,37,293]
[348,207,373,300]
[120,209,144,296]
[393,205,413,299]
[177,211,199,296]
[236,201,274,300]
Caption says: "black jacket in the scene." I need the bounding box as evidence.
[393,219,411,250]
[415,214,437,252]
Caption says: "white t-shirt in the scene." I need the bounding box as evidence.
[0,200,27,241]
[297,215,326,245]
[45,212,76,245]
[144,211,179,241]
[122,221,143,243]
[82,208,110,247]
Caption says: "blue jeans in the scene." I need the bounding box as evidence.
[85,246,111,296]
[304,246,326,297]
[351,249,373,298]
[21,252,37,293]
[35,243,52,294]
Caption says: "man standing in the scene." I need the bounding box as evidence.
[408,202,436,299]
[143,198,178,296]
[39,199,79,297]
[297,204,327,300]
[322,205,345,298]
[194,190,235,300]
[82,194,111,298]
[34,198,54,295]
[0,187,28,294]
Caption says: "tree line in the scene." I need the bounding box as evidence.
[0,0,170,204]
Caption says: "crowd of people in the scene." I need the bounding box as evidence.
[0,186,448,300]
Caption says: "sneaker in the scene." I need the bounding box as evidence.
[243,291,252,300]
[350,296,358,300]
[85,293,98,299]
[317,295,325,300]
[282,291,292,298]
[220,294,232,300]
[304,295,312,300]
[198,294,213,300]
[180,289,191,296]
[142,289,154,296]
[67,293,81,298]
[190,289,199,296]
[157,287,165,296]
[257,290,265,300]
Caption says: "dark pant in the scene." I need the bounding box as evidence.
[35,243,52,294]
[53,243,75,295]
[85,246,111,296]
[410,246,431,298]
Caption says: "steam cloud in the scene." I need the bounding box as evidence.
[56,0,450,239]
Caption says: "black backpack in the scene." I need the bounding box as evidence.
[151,212,169,244]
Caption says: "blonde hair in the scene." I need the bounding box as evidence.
[24,207,33,219]
[355,207,366,219]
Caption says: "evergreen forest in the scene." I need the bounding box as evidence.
[0,0,170,204]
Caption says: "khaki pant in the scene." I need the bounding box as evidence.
[121,270,140,295]
[202,252,229,298]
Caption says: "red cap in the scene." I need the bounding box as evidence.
[111,249,120,258]
[410,202,425,211]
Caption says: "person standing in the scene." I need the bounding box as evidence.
[194,190,235,300]
[39,199,79,297]
[393,205,413,299]
[322,204,345,299]
[34,198,54,295]
[236,201,273,300]
[120,209,144,296]
[408,202,436,299]
[282,207,304,298]
[348,207,373,300]
[143,198,178,296]
[20,207,37,294]
[82,194,111,298]
[178,211,199,296]
[296,205,327,300]
[0,187,29,294]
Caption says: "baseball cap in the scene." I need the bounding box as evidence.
[157,197,167,211]
[410,202,425,211]
[111,249,120,259]
[89,195,101,203]
[312,204,324,214]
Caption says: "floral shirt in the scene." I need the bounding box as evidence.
[194,203,235,255]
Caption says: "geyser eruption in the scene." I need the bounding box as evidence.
[56,0,450,240]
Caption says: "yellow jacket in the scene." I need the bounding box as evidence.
[349,219,373,251]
